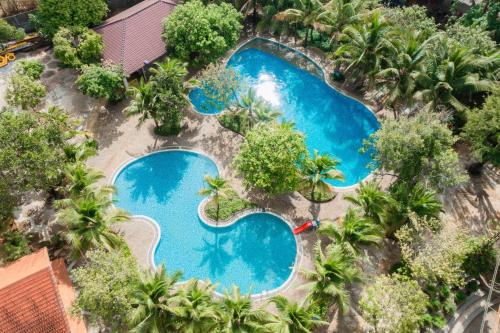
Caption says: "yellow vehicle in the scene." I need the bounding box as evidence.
[0,34,41,68]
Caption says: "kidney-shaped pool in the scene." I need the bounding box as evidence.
[113,150,297,294]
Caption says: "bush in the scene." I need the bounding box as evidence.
[34,0,108,38]
[5,73,46,110]
[446,21,496,56]
[14,59,45,79]
[2,230,32,262]
[218,108,251,135]
[0,19,25,43]
[77,62,125,102]
[53,27,103,68]
[204,189,256,221]
[462,237,497,278]
[384,5,438,39]
[163,0,243,65]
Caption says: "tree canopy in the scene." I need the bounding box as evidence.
[77,62,125,102]
[53,27,103,68]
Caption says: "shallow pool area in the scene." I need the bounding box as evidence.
[189,38,380,187]
[113,150,297,294]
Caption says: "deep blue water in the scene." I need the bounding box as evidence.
[190,46,380,186]
[114,151,297,294]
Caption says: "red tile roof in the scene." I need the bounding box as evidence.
[0,248,87,333]
[95,0,177,75]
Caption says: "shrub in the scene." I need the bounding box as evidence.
[204,189,256,221]
[163,0,243,65]
[77,62,125,102]
[5,73,46,110]
[14,59,45,79]
[0,19,25,43]
[2,230,32,262]
[446,21,496,56]
[384,5,438,39]
[53,27,103,68]
[34,0,108,38]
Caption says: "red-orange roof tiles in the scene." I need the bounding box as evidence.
[95,0,177,75]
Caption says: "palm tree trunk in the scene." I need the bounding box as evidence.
[311,183,316,201]
[304,28,309,47]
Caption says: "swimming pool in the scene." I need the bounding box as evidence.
[189,38,380,187]
[113,150,297,294]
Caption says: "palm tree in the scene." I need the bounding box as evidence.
[300,150,344,201]
[266,295,327,333]
[301,242,360,314]
[64,139,98,163]
[275,0,326,47]
[220,286,272,332]
[55,188,129,259]
[414,40,497,112]
[238,88,263,127]
[125,78,158,128]
[130,266,182,333]
[318,208,383,254]
[334,11,394,86]
[63,163,109,197]
[343,180,388,225]
[198,175,230,222]
[170,280,221,333]
[375,32,435,118]
[254,103,282,124]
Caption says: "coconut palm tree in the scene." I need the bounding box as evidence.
[63,163,109,197]
[301,242,360,314]
[130,266,182,333]
[266,295,327,333]
[414,40,497,112]
[64,139,98,163]
[334,11,395,86]
[55,188,129,259]
[198,175,230,222]
[300,150,344,201]
[254,102,282,124]
[220,286,272,332]
[318,208,383,254]
[343,180,389,225]
[275,0,327,47]
[375,32,435,118]
[170,280,221,333]
[125,78,158,128]
[238,88,263,127]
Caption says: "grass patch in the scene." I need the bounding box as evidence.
[299,187,336,203]
[218,109,250,135]
[204,189,256,221]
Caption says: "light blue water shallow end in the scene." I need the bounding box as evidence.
[114,151,297,294]
[189,46,380,186]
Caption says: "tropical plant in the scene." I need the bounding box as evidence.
[170,280,221,332]
[199,175,230,222]
[53,27,103,68]
[275,0,326,47]
[63,163,107,197]
[64,139,98,163]
[237,88,264,127]
[196,63,242,112]
[0,19,25,42]
[319,208,383,254]
[1,230,32,262]
[76,62,125,102]
[334,11,394,85]
[13,59,45,80]
[302,242,360,314]
[253,102,282,125]
[130,266,182,333]
[413,40,497,112]
[343,180,389,225]
[234,122,307,195]
[446,20,497,56]
[5,72,46,110]
[55,188,129,259]
[125,78,157,127]
[220,286,271,332]
[266,295,327,333]
[384,5,438,40]
[300,149,344,201]
[34,0,108,38]
[163,0,243,65]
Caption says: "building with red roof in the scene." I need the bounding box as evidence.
[95,0,177,76]
[0,248,87,333]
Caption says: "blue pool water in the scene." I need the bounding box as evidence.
[189,43,380,187]
[113,150,297,294]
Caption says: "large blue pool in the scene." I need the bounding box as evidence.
[189,38,380,187]
[114,150,297,294]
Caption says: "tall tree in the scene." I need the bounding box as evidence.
[198,175,230,222]
[300,149,344,201]
[343,180,389,225]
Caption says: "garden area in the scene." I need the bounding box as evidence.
[0,0,499,332]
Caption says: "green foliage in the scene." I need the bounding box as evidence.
[384,5,438,39]
[72,248,140,331]
[344,180,390,225]
[53,27,103,68]
[196,63,242,112]
[0,182,16,227]
[457,1,500,43]
[462,237,497,279]
[163,0,243,65]
[446,21,496,56]
[218,108,252,135]
[199,175,230,222]
[14,59,45,79]
[360,274,429,333]
[0,19,25,43]
[1,230,32,262]
[364,111,467,191]
[34,0,108,38]
[204,188,256,221]
[77,62,125,102]
[267,295,327,332]
[234,122,307,195]
[5,72,46,110]
[462,90,500,166]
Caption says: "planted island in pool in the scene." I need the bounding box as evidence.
[190,38,380,187]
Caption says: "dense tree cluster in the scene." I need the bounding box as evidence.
[53,27,103,68]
